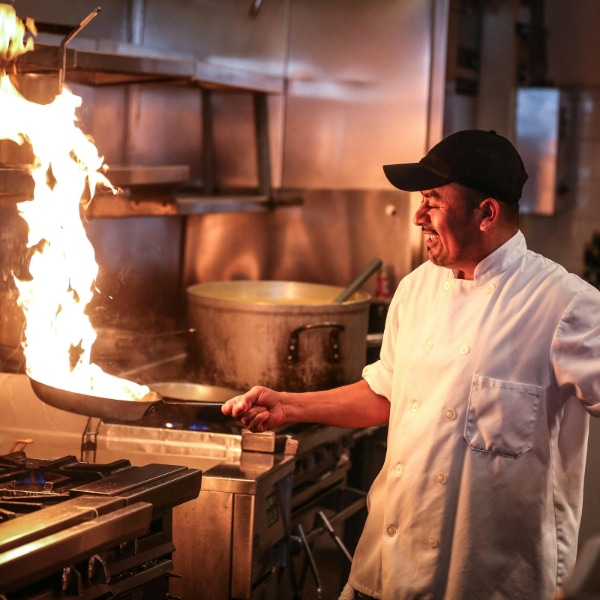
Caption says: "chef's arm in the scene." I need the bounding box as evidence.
[221,379,390,433]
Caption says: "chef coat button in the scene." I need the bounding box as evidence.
[485,283,496,294]
[436,473,447,485]
[410,400,419,413]
[428,537,439,548]
[443,281,451,291]
[387,525,397,537]
[423,340,433,351]
[395,463,404,475]
[459,344,470,355]
[444,409,456,420]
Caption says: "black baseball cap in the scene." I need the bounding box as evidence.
[383,129,528,204]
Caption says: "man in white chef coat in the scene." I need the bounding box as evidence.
[222,129,600,600]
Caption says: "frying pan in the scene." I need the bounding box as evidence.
[28,377,241,423]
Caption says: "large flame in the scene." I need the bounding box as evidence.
[0,4,34,63]
[1,5,151,401]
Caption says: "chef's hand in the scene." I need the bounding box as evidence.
[221,386,286,433]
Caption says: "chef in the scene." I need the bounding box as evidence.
[222,129,600,600]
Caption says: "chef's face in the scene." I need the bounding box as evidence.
[413,183,486,279]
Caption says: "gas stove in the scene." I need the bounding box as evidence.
[0,374,369,599]
[0,451,202,599]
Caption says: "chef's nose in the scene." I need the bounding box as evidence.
[413,202,428,226]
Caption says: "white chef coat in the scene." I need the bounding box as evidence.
[349,231,600,600]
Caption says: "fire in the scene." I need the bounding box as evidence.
[1,5,151,401]
[0,4,34,63]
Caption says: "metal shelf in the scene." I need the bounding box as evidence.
[81,191,302,219]
[8,21,287,214]
[105,165,189,187]
[176,195,272,215]
[16,42,284,94]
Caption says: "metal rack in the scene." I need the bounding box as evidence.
[4,7,292,217]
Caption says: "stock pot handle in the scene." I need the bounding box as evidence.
[286,322,345,365]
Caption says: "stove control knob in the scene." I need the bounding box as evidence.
[119,538,138,556]
[88,554,110,584]
[61,565,83,596]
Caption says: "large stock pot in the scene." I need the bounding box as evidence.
[187,281,371,392]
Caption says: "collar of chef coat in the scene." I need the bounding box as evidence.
[452,230,526,282]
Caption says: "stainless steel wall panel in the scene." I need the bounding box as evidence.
[183,189,416,292]
[13,0,445,194]
[141,0,290,78]
[3,0,446,342]
[282,0,439,190]
[85,217,185,331]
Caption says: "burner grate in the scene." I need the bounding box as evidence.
[0,492,69,515]
[0,453,136,516]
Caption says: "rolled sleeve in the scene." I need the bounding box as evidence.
[363,359,392,401]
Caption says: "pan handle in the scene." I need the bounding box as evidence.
[146,399,222,409]
[286,322,345,365]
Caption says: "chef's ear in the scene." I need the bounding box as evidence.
[478,198,500,231]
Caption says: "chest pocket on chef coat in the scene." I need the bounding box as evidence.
[464,374,543,458]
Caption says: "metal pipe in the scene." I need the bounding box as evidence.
[202,89,216,196]
[254,92,272,199]
[59,7,101,90]
[293,523,323,599]
[317,510,353,564]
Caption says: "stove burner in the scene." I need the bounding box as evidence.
[0,452,133,510]
[0,468,71,491]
